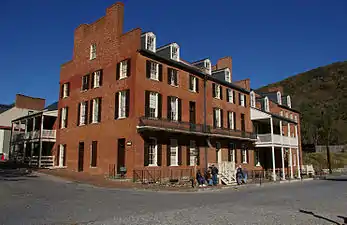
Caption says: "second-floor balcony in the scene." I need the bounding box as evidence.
[256,133,298,147]
[137,117,257,141]
[12,129,56,143]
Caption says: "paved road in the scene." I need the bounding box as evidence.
[0,168,346,225]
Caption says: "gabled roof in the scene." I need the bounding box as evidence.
[44,101,58,111]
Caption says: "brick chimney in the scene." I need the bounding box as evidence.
[214,56,232,80]
[234,78,251,91]
[15,94,45,110]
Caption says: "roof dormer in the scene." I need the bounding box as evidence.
[211,68,231,83]
[287,95,292,108]
[192,59,212,75]
[277,91,282,105]
[156,43,180,62]
[141,32,156,52]
[263,97,270,112]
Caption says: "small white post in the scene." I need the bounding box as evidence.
[272,146,276,181]
[281,147,285,180]
[289,148,294,179]
[38,115,44,168]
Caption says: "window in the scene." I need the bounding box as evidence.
[240,94,245,107]
[227,111,235,130]
[60,107,68,128]
[168,68,178,86]
[264,97,269,112]
[213,108,222,128]
[78,101,88,126]
[241,113,245,131]
[280,111,283,116]
[171,45,179,61]
[255,149,260,166]
[146,35,155,52]
[58,144,66,167]
[62,83,69,98]
[92,70,102,88]
[227,89,234,103]
[120,60,128,79]
[148,138,157,166]
[150,62,159,80]
[169,139,178,166]
[250,91,256,107]
[149,92,158,118]
[189,75,198,92]
[90,43,96,60]
[294,115,298,122]
[285,112,289,118]
[242,149,247,163]
[189,140,198,166]
[228,143,235,162]
[205,60,211,75]
[91,141,97,167]
[277,91,282,105]
[225,70,231,83]
[168,96,178,121]
[82,75,89,91]
[213,84,221,99]
[118,91,127,118]
[287,95,292,108]
[91,98,101,123]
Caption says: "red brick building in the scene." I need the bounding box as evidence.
[57,2,301,183]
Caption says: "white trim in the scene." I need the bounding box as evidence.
[241,149,247,163]
[225,68,231,83]
[62,83,69,98]
[240,94,245,107]
[170,96,179,121]
[61,107,67,129]
[119,60,128,79]
[79,101,87,126]
[264,97,270,112]
[189,140,197,166]
[149,92,159,118]
[277,91,282,105]
[170,43,180,61]
[58,144,65,167]
[148,137,158,166]
[189,75,197,92]
[92,98,100,123]
[287,95,292,108]
[93,71,101,88]
[150,62,159,80]
[90,43,96,60]
[228,111,235,130]
[169,139,178,166]
[250,91,256,107]
[144,33,156,52]
[214,108,222,128]
[118,91,127,118]
[214,84,221,99]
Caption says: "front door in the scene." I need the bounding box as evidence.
[78,142,84,172]
[189,101,196,130]
[117,138,126,174]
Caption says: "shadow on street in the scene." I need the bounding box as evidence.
[0,162,38,181]
[299,209,344,225]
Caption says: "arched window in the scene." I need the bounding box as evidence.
[264,97,269,112]
[277,91,282,105]
[287,95,292,108]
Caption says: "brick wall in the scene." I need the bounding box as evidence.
[15,94,45,110]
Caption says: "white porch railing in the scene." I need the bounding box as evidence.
[42,130,56,139]
[30,156,55,168]
[209,161,236,185]
[256,133,298,147]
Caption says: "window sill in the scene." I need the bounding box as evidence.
[147,164,158,167]
[90,121,100,125]
[170,165,179,167]
[213,97,221,100]
[62,96,69,99]
[92,86,100,89]
[188,89,197,93]
[119,76,128,80]
[169,84,179,88]
[116,116,127,120]
[242,162,248,164]
[90,166,97,168]
[80,89,88,93]
[78,124,86,127]
[90,57,96,61]
[149,77,160,82]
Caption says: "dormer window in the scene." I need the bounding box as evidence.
[170,44,179,61]
[90,43,96,60]
[142,32,156,52]
[250,91,256,107]
[204,60,212,75]
[264,97,269,112]
[225,69,231,83]
[277,91,282,105]
[287,95,292,108]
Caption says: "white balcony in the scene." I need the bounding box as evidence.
[256,133,298,147]
[42,130,56,139]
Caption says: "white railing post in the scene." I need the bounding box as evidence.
[289,148,294,179]
[272,146,276,181]
[38,115,44,168]
[281,147,285,180]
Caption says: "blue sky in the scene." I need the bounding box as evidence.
[1,0,347,105]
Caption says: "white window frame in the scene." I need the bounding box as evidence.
[90,43,96,60]
[149,92,158,118]
[58,144,66,167]
[250,91,255,107]
[150,62,159,80]
[171,45,179,61]
[82,75,89,91]
[92,98,100,123]
[255,149,261,166]
[189,140,197,166]
[118,91,127,119]
[119,60,128,79]
[277,91,282,105]
[170,97,178,121]
[264,97,270,112]
[62,83,69,98]
[61,107,67,129]
[229,146,235,162]
[189,76,197,92]
[225,69,231,83]
[146,34,156,52]
[204,60,212,75]
[287,95,292,108]
[170,139,178,166]
[228,111,235,130]
[148,137,157,166]
[242,149,247,163]
[214,84,221,99]
[214,108,222,128]
[93,71,101,88]
[169,69,178,86]
[79,101,87,126]
[227,89,232,103]
[240,94,245,107]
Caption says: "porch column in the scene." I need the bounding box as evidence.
[270,117,274,141]
[281,147,285,180]
[38,115,44,168]
[23,119,28,160]
[289,148,294,179]
[295,124,301,178]
[9,122,15,159]
[271,146,276,181]
[287,123,290,137]
[29,117,36,166]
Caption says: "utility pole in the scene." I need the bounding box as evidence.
[321,107,332,174]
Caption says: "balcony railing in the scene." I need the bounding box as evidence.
[138,117,257,140]
[12,129,56,142]
[42,130,56,139]
[256,133,298,146]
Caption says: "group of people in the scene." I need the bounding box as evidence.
[195,164,248,187]
[196,165,219,187]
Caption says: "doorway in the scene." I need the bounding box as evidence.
[189,101,196,130]
[78,142,84,172]
[117,138,126,174]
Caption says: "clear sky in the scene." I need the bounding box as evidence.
[1,0,347,105]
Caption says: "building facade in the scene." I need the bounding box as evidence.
[57,2,301,182]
